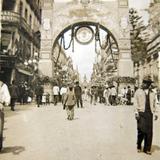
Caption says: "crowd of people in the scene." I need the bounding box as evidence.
[84,85,134,106]
[0,77,160,154]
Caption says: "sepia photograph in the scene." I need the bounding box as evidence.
[0,0,160,159]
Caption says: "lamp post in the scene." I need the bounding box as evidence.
[24,54,38,72]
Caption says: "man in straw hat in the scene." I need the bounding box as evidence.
[134,76,159,155]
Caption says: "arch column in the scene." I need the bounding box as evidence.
[39,0,53,77]
[117,0,133,77]
[118,39,133,77]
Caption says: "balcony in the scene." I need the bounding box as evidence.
[1,11,40,48]
[1,11,32,37]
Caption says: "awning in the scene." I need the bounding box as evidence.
[16,68,33,76]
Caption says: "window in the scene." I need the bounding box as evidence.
[25,8,28,22]
[2,0,16,11]
[19,1,23,17]
[29,15,32,26]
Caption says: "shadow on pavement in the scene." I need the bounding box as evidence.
[0,146,25,155]
[152,145,160,152]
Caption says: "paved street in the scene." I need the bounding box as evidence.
[0,102,160,160]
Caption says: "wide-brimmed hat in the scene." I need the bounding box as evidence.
[142,76,154,85]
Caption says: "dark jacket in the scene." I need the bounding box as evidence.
[9,84,19,99]
[35,85,44,96]
[74,86,82,97]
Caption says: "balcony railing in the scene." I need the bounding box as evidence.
[2,11,32,36]
[1,11,40,48]
[1,11,20,24]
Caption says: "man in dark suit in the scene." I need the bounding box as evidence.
[74,81,83,108]
[9,80,19,111]
[35,82,44,107]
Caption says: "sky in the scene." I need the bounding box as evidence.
[63,0,151,81]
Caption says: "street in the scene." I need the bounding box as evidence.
[0,102,160,160]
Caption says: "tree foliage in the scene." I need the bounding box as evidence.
[129,8,149,63]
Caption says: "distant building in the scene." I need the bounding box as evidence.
[134,1,160,87]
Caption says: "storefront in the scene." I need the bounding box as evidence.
[0,54,16,85]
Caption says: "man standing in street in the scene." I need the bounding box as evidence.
[35,82,44,107]
[126,86,132,105]
[60,84,67,109]
[53,83,60,106]
[74,81,83,108]
[134,77,159,155]
[110,85,117,105]
[9,80,19,111]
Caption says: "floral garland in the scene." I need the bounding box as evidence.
[109,76,136,83]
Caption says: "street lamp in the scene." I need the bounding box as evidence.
[34,52,38,57]
[32,59,36,63]
[28,59,32,65]
[24,60,28,66]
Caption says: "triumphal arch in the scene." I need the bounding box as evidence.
[39,0,133,79]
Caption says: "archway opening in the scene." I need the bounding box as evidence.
[52,21,119,86]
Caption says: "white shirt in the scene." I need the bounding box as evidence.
[60,87,67,95]
[121,88,126,96]
[0,81,11,107]
[144,89,149,95]
[111,87,117,96]
[53,86,60,95]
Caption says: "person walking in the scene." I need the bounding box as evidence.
[93,86,98,105]
[9,80,19,111]
[53,83,60,106]
[110,85,117,105]
[89,86,94,105]
[103,87,110,106]
[35,82,44,107]
[121,87,127,99]
[126,86,132,105]
[134,77,158,155]
[74,81,83,108]
[83,86,88,101]
[63,85,76,120]
[18,82,25,104]
[0,80,11,151]
[98,86,104,104]
[60,85,67,109]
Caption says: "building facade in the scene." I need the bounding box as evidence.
[0,0,42,85]
[134,1,160,88]
[52,45,76,85]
